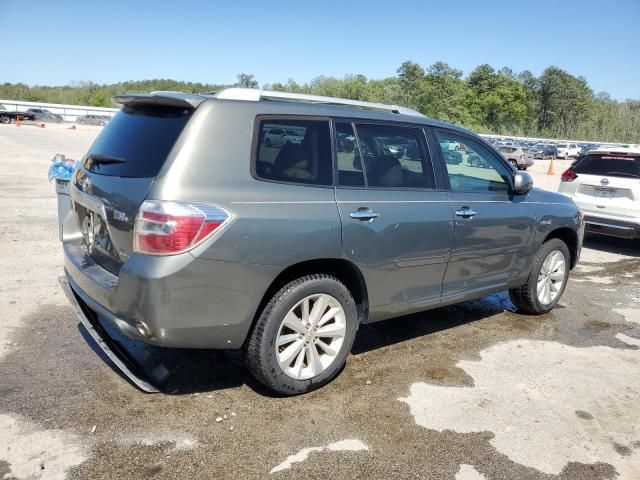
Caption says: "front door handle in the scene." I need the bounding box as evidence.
[350,207,379,221]
[455,207,477,218]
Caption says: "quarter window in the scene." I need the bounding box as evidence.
[347,123,434,189]
[436,131,510,193]
[254,119,332,186]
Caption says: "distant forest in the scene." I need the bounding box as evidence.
[1,61,638,143]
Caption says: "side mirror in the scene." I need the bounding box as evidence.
[513,171,533,194]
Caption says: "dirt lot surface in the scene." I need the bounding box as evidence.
[1,123,639,479]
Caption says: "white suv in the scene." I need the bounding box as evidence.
[555,143,580,159]
[558,146,640,239]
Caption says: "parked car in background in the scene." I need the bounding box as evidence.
[0,104,36,124]
[76,114,111,126]
[59,88,584,395]
[498,146,533,170]
[442,149,463,164]
[441,138,460,150]
[534,145,558,159]
[336,130,355,151]
[263,128,304,147]
[533,145,558,159]
[555,143,580,159]
[558,146,639,239]
[26,108,63,123]
[579,143,598,155]
[530,143,544,156]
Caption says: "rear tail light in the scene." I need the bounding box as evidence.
[134,201,231,255]
[560,168,578,182]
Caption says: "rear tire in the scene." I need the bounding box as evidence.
[246,274,358,395]
[0,115,11,124]
[509,238,570,315]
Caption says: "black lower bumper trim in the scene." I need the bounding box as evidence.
[59,276,160,393]
[584,216,640,239]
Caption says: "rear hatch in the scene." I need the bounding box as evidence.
[572,152,640,218]
[71,94,203,274]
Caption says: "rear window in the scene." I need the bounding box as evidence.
[84,104,192,177]
[574,154,640,178]
[254,118,332,186]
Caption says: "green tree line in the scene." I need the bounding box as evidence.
[1,63,638,143]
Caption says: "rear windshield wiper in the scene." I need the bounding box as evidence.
[87,154,128,165]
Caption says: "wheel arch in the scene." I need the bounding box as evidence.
[245,258,369,346]
[544,227,579,269]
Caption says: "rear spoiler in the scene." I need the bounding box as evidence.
[111,91,207,109]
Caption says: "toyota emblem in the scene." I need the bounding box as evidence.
[600,178,609,186]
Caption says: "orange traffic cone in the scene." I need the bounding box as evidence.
[15,115,20,127]
[547,157,555,175]
[39,123,46,128]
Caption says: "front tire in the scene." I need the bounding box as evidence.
[510,238,570,314]
[0,115,11,124]
[246,274,358,395]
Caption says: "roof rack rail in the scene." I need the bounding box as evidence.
[211,88,425,117]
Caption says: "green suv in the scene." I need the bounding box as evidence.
[60,88,584,395]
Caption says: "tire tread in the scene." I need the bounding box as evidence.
[510,238,570,315]
[246,274,354,394]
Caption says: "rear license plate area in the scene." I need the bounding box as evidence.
[74,202,114,257]
[595,188,615,198]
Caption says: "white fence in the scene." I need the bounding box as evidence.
[0,99,119,122]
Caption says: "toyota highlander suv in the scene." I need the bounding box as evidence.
[558,146,639,239]
[59,88,584,395]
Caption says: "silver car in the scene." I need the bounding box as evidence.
[498,146,534,170]
[60,89,584,395]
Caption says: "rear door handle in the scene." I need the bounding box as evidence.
[455,207,477,218]
[350,208,379,221]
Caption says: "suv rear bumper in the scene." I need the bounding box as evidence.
[63,241,280,349]
[60,275,160,393]
[584,215,640,239]
[519,158,534,168]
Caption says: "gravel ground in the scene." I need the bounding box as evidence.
[0,123,639,480]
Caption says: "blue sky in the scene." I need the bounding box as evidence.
[1,0,639,100]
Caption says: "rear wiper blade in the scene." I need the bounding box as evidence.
[88,154,127,165]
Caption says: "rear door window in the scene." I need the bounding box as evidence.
[574,154,640,178]
[85,104,192,177]
[335,122,364,187]
[347,123,434,189]
[254,118,332,186]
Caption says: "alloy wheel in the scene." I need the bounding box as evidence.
[275,294,346,380]
[537,250,566,305]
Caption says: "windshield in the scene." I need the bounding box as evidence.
[574,154,640,178]
[557,144,567,148]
